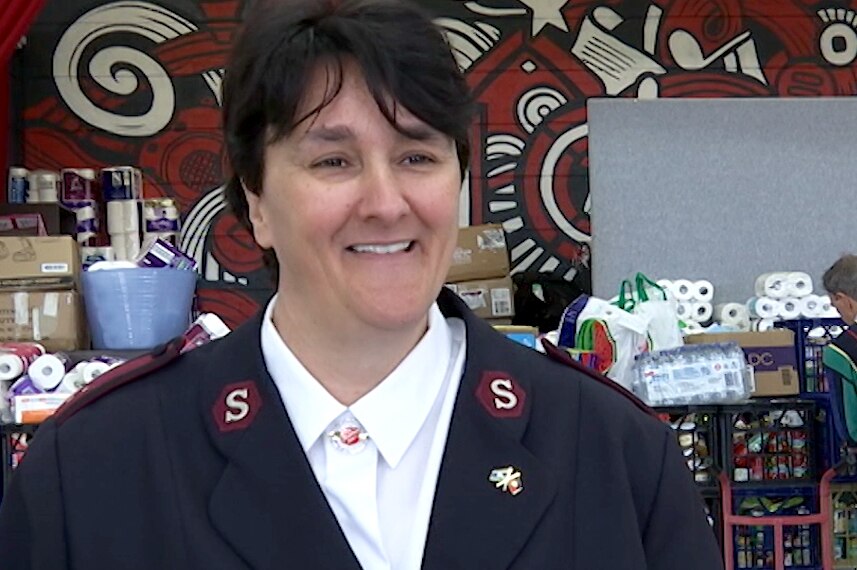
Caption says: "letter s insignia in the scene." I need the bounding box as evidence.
[490,379,518,410]
[213,381,262,432]
[477,371,526,418]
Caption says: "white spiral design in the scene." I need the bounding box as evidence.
[53,1,203,137]
[517,87,568,134]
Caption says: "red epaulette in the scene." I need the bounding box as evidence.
[541,339,657,418]
[53,336,186,426]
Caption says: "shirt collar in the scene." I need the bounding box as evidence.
[260,296,454,468]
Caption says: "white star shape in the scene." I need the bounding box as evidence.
[519,0,570,36]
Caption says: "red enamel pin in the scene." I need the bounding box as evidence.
[212,381,262,432]
[475,371,526,418]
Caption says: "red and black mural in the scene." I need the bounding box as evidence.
[17,0,857,327]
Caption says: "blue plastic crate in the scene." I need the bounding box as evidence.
[775,319,848,395]
[732,486,821,570]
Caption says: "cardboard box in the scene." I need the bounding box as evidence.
[0,236,79,290]
[446,224,510,283]
[0,290,87,351]
[0,203,76,236]
[493,325,539,349]
[446,276,515,319]
[684,329,799,397]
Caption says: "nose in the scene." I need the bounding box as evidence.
[356,161,411,223]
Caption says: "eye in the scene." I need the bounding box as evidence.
[313,157,348,168]
[402,154,434,166]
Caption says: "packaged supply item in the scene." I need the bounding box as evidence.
[632,342,753,406]
[135,235,197,271]
[446,224,509,283]
[0,235,80,290]
[0,290,87,351]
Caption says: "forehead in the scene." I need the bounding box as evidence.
[289,59,432,139]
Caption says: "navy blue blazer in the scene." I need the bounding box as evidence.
[0,289,723,569]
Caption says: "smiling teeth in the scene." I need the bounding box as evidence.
[351,241,411,254]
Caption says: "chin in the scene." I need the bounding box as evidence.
[360,296,435,332]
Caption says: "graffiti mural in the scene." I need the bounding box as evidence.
[17,0,857,326]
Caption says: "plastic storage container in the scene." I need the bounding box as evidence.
[82,267,197,350]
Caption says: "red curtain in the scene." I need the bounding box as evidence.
[0,0,48,191]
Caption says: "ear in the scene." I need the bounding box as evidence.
[242,182,273,249]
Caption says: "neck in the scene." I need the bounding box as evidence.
[271,299,429,406]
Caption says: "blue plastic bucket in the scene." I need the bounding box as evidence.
[82,268,197,350]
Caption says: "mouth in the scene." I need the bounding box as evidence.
[347,241,415,255]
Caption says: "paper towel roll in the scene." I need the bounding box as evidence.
[786,272,813,298]
[748,297,780,319]
[28,353,71,391]
[816,295,840,318]
[107,200,140,234]
[110,234,128,261]
[716,303,751,324]
[798,295,822,318]
[0,354,25,382]
[691,302,713,322]
[755,272,789,299]
[778,298,801,320]
[125,231,141,261]
[676,301,693,320]
[693,280,714,302]
[671,279,695,301]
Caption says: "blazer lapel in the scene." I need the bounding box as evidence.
[202,315,361,570]
[423,292,558,569]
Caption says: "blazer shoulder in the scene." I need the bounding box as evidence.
[52,335,205,426]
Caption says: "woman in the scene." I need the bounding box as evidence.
[0,1,722,568]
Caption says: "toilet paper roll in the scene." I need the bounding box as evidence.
[753,318,779,332]
[748,297,780,319]
[778,297,801,320]
[82,361,112,384]
[656,279,673,291]
[682,321,704,335]
[676,301,693,320]
[0,354,26,382]
[786,272,813,298]
[716,303,751,324]
[28,353,71,391]
[755,272,789,299]
[693,280,714,302]
[56,370,84,394]
[691,302,713,322]
[734,318,752,332]
[798,294,822,318]
[671,279,695,301]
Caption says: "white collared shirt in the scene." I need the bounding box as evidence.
[260,297,466,570]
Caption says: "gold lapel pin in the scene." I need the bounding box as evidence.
[489,466,523,496]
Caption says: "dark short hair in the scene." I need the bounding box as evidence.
[221,0,474,282]
[823,254,857,299]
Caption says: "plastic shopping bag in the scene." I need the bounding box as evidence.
[632,272,684,351]
[573,295,649,390]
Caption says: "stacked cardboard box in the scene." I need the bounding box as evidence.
[445,224,515,323]
[0,236,87,351]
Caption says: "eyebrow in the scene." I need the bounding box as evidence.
[301,123,449,145]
